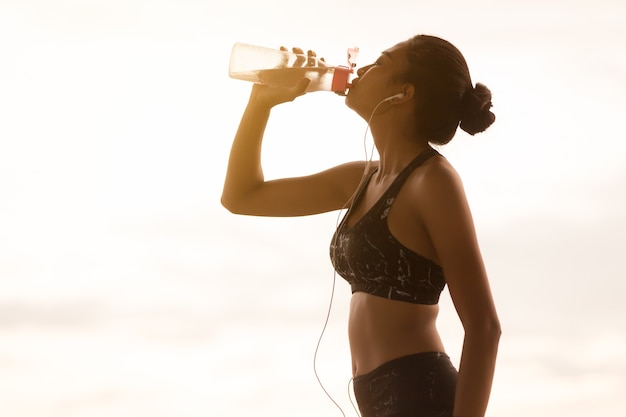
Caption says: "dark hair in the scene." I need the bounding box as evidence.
[400,35,495,144]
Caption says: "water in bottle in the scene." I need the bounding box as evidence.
[228,42,358,95]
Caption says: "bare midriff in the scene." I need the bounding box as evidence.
[349,291,445,377]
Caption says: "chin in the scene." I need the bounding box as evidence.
[345,93,368,120]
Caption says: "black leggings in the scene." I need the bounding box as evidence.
[353,352,457,417]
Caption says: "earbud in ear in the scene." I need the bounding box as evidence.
[381,93,405,103]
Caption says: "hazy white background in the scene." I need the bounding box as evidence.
[1,1,625,416]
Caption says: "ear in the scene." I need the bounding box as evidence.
[392,83,415,104]
[400,83,415,101]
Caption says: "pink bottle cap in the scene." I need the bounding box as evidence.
[331,66,351,93]
[331,47,359,94]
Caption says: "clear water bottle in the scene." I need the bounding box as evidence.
[228,42,358,95]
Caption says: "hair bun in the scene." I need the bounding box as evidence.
[459,82,495,135]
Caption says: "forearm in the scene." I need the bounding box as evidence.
[453,325,501,417]
[221,95,272,210]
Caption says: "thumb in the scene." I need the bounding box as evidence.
[292,78,311,96]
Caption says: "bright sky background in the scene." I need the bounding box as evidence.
[1,1,625,416]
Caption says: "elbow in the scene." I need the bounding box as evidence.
[220,193,233,212]
[221,191,260,216]
[490,319,502,342]
[465,317,502,342]
[221,194,246,215]
[483,317,502,340]
[486,321,502,351]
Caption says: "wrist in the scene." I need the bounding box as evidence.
[248,89,274,109]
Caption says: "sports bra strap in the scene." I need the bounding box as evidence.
[385,148,440,198]
[346,148,440,220]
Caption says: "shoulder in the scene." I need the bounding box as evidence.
[410,154,464,195]
[401,154,482,268]
[405,154,470,218]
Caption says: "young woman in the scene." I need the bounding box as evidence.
[222,34,501,417]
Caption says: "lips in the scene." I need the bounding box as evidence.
[343,78,358,97]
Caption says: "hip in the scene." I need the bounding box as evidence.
[352,352,457,417]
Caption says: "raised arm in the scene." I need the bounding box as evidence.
[414,162,501,417]
[221,81,369,217]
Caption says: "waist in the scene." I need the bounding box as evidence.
[352,351,453,383]
[348,292,445,377]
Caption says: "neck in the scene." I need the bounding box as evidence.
[368,117,431,177]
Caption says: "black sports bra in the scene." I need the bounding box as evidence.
[329,149,446,305]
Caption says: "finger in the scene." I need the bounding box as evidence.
[292,47,306,67]
[306,50,317,67]
[278,46,289,67]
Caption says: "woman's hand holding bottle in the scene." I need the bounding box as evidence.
[247,46,324,107]
[229,43,352,98]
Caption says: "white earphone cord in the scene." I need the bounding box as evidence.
[313,94,398,417]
